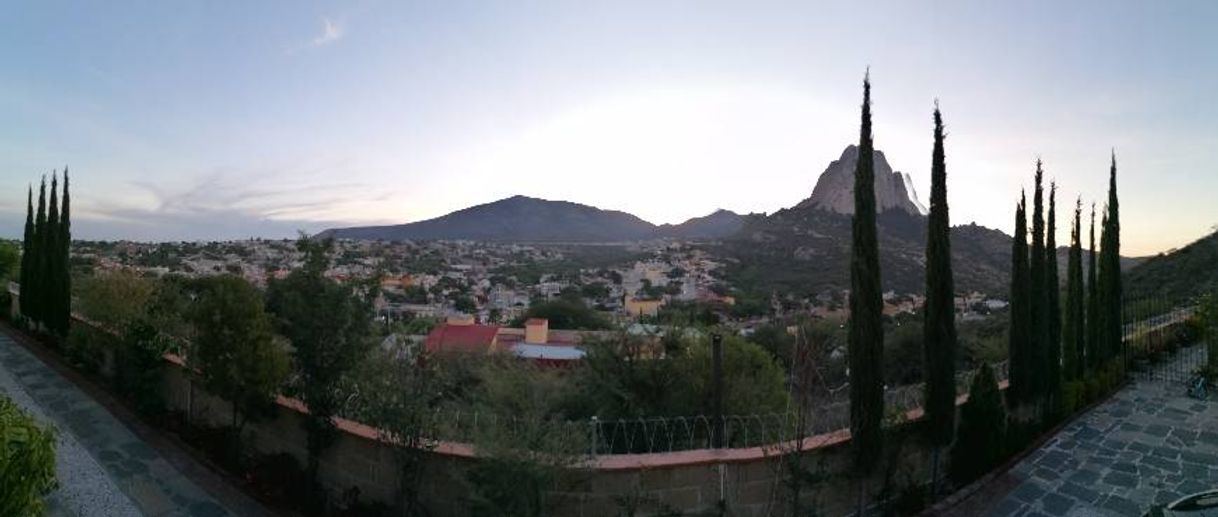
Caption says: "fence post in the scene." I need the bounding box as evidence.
[712,333,724,449]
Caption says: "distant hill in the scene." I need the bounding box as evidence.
[1125,230,1218,303]
[317,196,744,242]
[656,209,750,239]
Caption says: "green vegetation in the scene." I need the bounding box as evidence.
[1008,193,1031,405]
[512,297,612,330]
[1044,185,1063,415]
[922,105,957,470]
[18,171,72,336]
[1063,200,1085,381]
[190,275,289,459]
[848,73,884,481]
[949,364,1006,485]
[1096,155,1123,367]
[0,395,57,517]
[266,237,378,499]
[1028,164,1049,407]
[1087,205,1099,372]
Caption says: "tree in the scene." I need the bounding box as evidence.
[30,176,47,326]
[1044,184,1062,412]
[44,174,64,335]
[1086,204,1099,372]
[19,186,33,319]
[359,347,441,514]
[265,236,377,502]
[922,104,956,495]
[848,72,884,490]
[1063,200,1085,381]
[190,275,288,461]
[1026,163,1049,408]
[949,363,1007,485]
[58,169,70,334]
[1099,153,1122,366]
[1008,193,1031,405]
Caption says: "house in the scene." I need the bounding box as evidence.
[624,297,665,318]
[422,317,588,365]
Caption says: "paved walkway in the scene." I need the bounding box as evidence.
[955,346,1218,517]
[0,332,249,517]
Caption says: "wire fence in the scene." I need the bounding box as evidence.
[419,360,1012,456]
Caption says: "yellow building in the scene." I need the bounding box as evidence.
[624,297,665,318]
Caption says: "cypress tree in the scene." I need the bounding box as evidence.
[848,72,884,481]
[922,104,956,495]
[1008,194,1031,404]
[57,168,72,333]
[1086,205,1099,371]
[32,176,47,325]
[19,186,33,319]
[1098,210,1110,363]
[1102,154,1122,365]
[1045,184,1062,410]
[1063,199,1085,381]
[45,174,61,334]
[1028,163,1048,403]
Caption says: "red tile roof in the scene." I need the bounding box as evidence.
[424,323,501,354]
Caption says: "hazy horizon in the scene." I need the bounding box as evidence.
[3,1,1217,254]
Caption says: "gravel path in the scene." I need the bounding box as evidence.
[0,337,143,517]
[0,333,239,517]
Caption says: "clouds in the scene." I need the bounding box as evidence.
[59,170,397,242]
[310,17,344,48]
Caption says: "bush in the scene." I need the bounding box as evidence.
[1061,381,1086,416]
[949,364,1007,485]
[114,320,172,416]
[64,323,112,374]
[0,395,57,516]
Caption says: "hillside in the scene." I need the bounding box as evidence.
[1125,230,1218,303]
[714,206,1014,298]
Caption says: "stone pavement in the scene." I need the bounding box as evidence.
[0,332,256,517]
[957,360,1218,516]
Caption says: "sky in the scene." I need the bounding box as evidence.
[1,1,1216,255]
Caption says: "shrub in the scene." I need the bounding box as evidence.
[1061,381,1086,416]
[114,320,172,416]
[64,323,112,374]
[0,395,57,516]
[949,364,1007,485]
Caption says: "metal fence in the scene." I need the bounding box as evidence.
[1122,296,1208,385]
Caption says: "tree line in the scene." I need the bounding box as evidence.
[18,170,71,335]
[845,73,1123,513]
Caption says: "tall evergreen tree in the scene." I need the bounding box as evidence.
[848,72,884,481]
[1102,153,1122,365]
[19,186,33,319]
[922,104,956,494]
[31,176,47,325]
[1086,204,1099,371]
[1028,163,1048,403]
[1008,194,1031,404]
[1045,184,1062,410]
[45,174,61,334]
[56,168,72,333]
[1063,199,1085,381]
